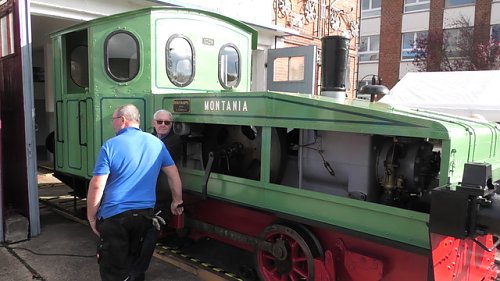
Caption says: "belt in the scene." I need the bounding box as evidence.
[106,208,154,220]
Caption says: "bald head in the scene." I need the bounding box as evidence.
[116,104,140,124]
[112,104,141,133]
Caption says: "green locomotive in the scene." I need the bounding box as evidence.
[51,7,500,281]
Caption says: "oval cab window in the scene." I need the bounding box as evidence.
[105,31,139,82]
[166,36,194,87]
[219,44,240,89]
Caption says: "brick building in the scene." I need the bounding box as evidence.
[271,0,360,97]
[358,0,500,92]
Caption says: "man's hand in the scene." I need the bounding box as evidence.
[170,201,184,215]
[87,175,107,237]
[88,218,99,236]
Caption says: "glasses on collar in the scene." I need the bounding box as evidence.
[155,120,172,125]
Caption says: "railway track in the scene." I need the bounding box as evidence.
[38,180,251,281]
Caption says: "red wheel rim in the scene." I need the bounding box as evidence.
[256,225,315,281]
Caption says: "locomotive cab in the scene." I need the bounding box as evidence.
[50,7,256,196]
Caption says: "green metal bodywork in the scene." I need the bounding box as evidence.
[155,91,500,250]
[51,7,500,252]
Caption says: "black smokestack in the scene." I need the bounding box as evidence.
[321,35,350,98]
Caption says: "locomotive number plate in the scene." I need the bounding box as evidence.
[173,100,190,113]
[202,37,214,46]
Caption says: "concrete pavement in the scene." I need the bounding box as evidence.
[0,204,202,281]
[0,171,203,281]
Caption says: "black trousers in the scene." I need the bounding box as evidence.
[96,209,153,281]
[129,226,159,277]
[129,201,170,277]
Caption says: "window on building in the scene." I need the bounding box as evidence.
[166,35,194,87]
[361,0,381,18]
[218,44,240,89]
[105,31,139,82]
[0,12,14,57]
[445,0,475,8]
[492,24,500,42]
[359,35,379,62]
[401,31,428,60]
[404,0,430,13]
[444,28,473,57]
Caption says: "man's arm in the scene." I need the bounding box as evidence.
[87,174,108,236]
[161,165,183,215]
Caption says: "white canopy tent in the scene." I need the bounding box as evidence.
[380,71,500,122]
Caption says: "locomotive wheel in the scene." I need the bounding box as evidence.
[255,224,321,281]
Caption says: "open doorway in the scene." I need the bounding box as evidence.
[30,15,80,167]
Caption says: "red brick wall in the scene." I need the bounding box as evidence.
[379,0,403,89]
[273,0,359,97]
[427,0,444,71]
[474,0,492,45]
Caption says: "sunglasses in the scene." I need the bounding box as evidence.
[155,120,172,125]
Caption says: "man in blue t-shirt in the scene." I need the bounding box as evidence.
[86,104,183,281]
[129,109,184,280]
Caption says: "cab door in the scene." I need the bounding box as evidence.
[54,29,91,180]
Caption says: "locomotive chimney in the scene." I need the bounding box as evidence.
[320,35,350,101]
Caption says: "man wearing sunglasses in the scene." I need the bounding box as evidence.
[151,109,182,163]
[129,109,184,281]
